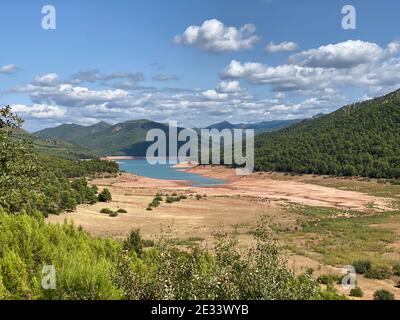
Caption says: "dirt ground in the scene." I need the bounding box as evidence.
[46,166,400,300]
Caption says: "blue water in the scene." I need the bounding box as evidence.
[118,159,225,187]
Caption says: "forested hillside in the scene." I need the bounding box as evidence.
[36,120,172,156]
[0,106,119,216]
[254,89,400,179]
[12,128,98,160]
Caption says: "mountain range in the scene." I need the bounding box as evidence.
[34,118,303,157]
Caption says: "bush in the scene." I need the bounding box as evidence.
[392,263,400,276]
[196,194,202,200]
[350,287,364,298]
[98,188,112,202]
[373,289,395,300]
[352,260,372,274]
[365,266,391,280]
[109,212,118,217]
[317,274,339,286]
[100,208,113,214]
[123,229,144,256]
[116,208,127,214]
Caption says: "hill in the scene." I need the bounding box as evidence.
[254,89,400,179]
[12,128,98,160]
[36,120,178,156]
[35,121,111,142]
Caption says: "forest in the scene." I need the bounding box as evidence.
[254,89,400,179]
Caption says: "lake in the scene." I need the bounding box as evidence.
[118,159,225,187]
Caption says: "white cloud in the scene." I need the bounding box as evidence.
[221,60,332,91]
[12,104,66,119]
[265,41,298,53]
[221,40,400,94]
[174,19,260,53]
[289,40,399,69]
[217,81,243,93]
[0,64,17,74]
[32,73,59,86]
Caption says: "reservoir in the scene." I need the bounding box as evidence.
[118,159,225,187]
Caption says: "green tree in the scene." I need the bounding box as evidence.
[98,188,112,202]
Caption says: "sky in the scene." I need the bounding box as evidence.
[1,0,400,131]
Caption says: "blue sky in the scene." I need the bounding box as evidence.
[1,0,400,131]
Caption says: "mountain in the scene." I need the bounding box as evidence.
[12,128,98,160]
[205,119,304,134]
[206,121,238,131]
[35,119,180,156]
[254,89,400,179]
[36,121,112,142]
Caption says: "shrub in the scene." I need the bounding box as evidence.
[123,229,144,256]
[392,263,400,276]
[109,212,118,217]
[100,208,113,214]
[352,260,372,274]
[196,194,202,200]
[98,188,112,202]
[365,266,391,280]
[350,287,364,298]
[373,289,395,300]
[116,208,127,214]
[317,274,339,286]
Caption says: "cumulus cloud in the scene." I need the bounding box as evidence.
[221,60,332,91]
[32,73,59,86]
[217,81,243,93]
[221,40,400,94]
[289,40,399,69]
[0,64,17,74]
[265,41,298,53]
[173,19,260,53]
[12,104,66,119]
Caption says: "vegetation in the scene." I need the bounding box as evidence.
[98,188,112,202]
[0,209,341,300]
[100,208,114,214]
[373,289,395,300]
[365,266,391,280]
[352,260,372,275]
[254,89,400,179]
[350,287,364,298]
[116,208,127,214]
[0,106,118,216]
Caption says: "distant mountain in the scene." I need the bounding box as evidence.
[205,119,304,134]
[206,121,238,131]
[35,119,183,156]
[36,121,112,142]
[254,89,400,179]
[13,128,97,160]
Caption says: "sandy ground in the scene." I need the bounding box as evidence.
[186,166,392,211]
[46,166,399,300]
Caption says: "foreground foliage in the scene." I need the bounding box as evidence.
[0,211,340,300]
